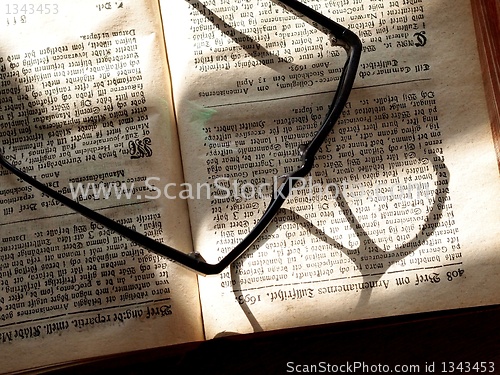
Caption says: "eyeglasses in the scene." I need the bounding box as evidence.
[0,0,361,275]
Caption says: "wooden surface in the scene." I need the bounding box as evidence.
[472,0,500,170]
[53,304,500,374]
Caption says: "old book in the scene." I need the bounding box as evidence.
[0,0,498,373]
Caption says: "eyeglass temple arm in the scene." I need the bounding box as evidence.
[0,152,299,275]
[0,0,361,276]
[272,0,362,174]
[272,0,361,49]
[0,153,216,273]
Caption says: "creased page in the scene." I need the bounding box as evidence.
[161,0,499,338]
[0,1,203,373]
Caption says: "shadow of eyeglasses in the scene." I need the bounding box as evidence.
[228,151,448,332]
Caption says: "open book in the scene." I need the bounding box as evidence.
[0,0,498,372]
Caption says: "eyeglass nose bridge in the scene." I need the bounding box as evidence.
[295,143,316,176]
[276,142,312,181]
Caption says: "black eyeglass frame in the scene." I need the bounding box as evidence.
[0,0,361,275]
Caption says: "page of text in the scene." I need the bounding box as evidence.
[161,0,499,338]
[0,1,203,372]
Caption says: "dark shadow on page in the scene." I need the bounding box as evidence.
[185,0,299,72]
[229,260,264,333]
[229,153,448,329]
[327,153,448,308]
[211,265,264,337]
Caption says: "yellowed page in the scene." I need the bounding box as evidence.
[0,1,203,372]
[161,0,499,338]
